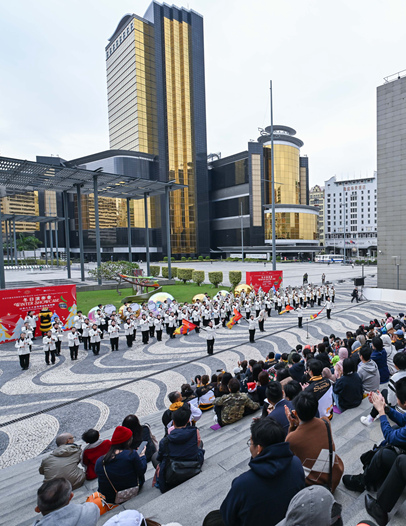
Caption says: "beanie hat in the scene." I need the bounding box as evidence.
[111,426,132,445]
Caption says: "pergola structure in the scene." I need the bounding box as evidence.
[0,156,185,289]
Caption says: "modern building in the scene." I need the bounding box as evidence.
[209,125,318,259]
[105,2,210,257]
[377,71,406,289]
[309,185,325,247]
[324,174,377,259]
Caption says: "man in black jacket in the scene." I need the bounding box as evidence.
[304,360,333,420]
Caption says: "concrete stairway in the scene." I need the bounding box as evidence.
[1,399,406,526]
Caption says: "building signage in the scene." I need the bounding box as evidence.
[246,271,283,293]
[0,285,77,343]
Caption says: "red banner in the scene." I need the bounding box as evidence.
[0,285,77,343]
[246,271,283,293]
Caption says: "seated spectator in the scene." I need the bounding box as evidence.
[95,426,147,506]
[349,341,362,368]
[283,380,302,403]
[39,433,85,490]
[304,360,333,420]
[181,383,196,402]
[214,378,259,427]
[205,418,305,526]
[315,343,331,370]
[122,414,158,465]
[34,478,99,526]
[332,358,363,412]
[285,392,344,492]
[104,509,182,526]
[156,405,204,493]
[323,347,348,383]
[343,379,406,525]
[381,333,397,375]
[371,336,390,384]
[262,381,293,435]
[209,373,218,389]
[393,329,405,351]
[264,352,277,369]
[357,345,380,393]
[214,372,232,398]
[161,391,202,433]
[81,429,111,480]
[274,353,289,372]
[195,374,215,411]
[288,353,305,382]
[275,486,343,526]
[256,371,270,405]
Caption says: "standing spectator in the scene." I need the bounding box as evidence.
[205,418,305,526]
[39,434,85,490]
[321,273,326,285]
[82,429,111,480]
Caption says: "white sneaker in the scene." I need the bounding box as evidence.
[213,414,218,423]
[360,416,373,426]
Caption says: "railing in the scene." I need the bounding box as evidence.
[383,69,406,83]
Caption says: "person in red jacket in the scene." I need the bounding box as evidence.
[81,429,111,480]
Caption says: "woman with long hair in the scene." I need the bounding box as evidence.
[122,414,158,466]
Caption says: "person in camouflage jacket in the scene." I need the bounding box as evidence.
[214,378,260,426]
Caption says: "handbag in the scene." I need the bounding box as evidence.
[145,423,159,451]
[85,491,117,515]
[164,438,202,487]
[103,461,139,504]
[323,418,334,492]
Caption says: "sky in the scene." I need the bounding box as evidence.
[0,0,405,187]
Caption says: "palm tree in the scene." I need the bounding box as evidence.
[16,234,31,261]
[26,236,42,262]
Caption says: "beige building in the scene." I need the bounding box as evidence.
[309,185,325,247]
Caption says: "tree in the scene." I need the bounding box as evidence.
[88,261,140,292]
[177,268,193,284]
[16,234,31,260]
[229,271,242,290]
[192,270,205,286]
[26,236,42,262]
[209,271,223,288]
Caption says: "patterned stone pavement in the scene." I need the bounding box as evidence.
[0,274,401,469]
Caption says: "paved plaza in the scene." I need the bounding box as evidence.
[0,263,397,471]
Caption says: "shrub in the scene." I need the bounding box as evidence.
[209,271,223,288]
[188,256,193,261]
[205,256,210,260]
[161,266,178,279]
[181,256,186,262]
[198,255,203,261]
[163,256,168,262]
[192,270,205,286]
[149,266,160,277]
[178,268,194,283]
[88,261,139,283]
[229,271,242,290]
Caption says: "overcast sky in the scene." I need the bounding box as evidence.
[1,0,405,186]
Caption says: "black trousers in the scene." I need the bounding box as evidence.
[327,309,331,319]
[70,345,78,360]
[364,447,398,491]
[133,330,136,341]
[318,298,321,306]
[45,350,56,364]
[156,329,162,341]
[249,329,255,343]
[77,328,83,342]
[214,317,220,326]
[207,339,214,355]
[142,330,149,344]
[19,354,30,369]
[255,310,260,317]
[55,340,62,355]
[82,336,90,350]
[203,319,209,327]
[149,326,155,337]
[203,510,225,526]
[259,320,264,332]
[351,296,359,303]
[266,308,271,316]
[169,327,175,339]
[165,323,170,334]
[194,321,200,333]
[126,335,133,347]
[298,318,303,328]
[376,453,406,512]
[91,342,100,355]
[370,389,388,418]
[110,337,119,351]
[332,296,335,303]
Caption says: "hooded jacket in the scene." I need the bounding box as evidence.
[220,442,305,526]
[289,361,305,382]
[371,348,390,383]
[357,359,380,392]
[33,502,99,526]
[39,445,85,490]
[157,426,205,493]
[332,372,363,410]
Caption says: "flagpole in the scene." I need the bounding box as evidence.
[306,318,309,339]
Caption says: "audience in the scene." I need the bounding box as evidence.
[39,433,85,490]
[161,391,202,433]
[195,375,215,411]
[214,378,259,427]
[371,336,390,384]
[81,429,111,480]
[262,381,293,435]
[304,359,334,419]
[34,478,99,526]
[332,358,363,413]
[122,414,158,466]
[357,345,380,393]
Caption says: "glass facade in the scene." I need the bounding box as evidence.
[212,196,249,219]
[264,211,317,240]
[211,158,249,190]
[163,17,196,254]
[264,144,300,205]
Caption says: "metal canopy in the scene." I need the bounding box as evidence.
[0,156,186,199]
[2,214,64,223]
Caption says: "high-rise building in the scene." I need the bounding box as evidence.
[309,185,325,247]
[209,125,318,259]
[324,174,377,258]
[105,2,210,257]
[377,72,406,289]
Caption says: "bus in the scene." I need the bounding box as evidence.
[315,255,344,263]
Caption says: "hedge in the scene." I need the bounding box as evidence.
[178,268,194,283]
[192,270,205,286]
[229,271,242,289]
[161,266,178,278]
[209,271,223,288]
[149,266,160,277]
